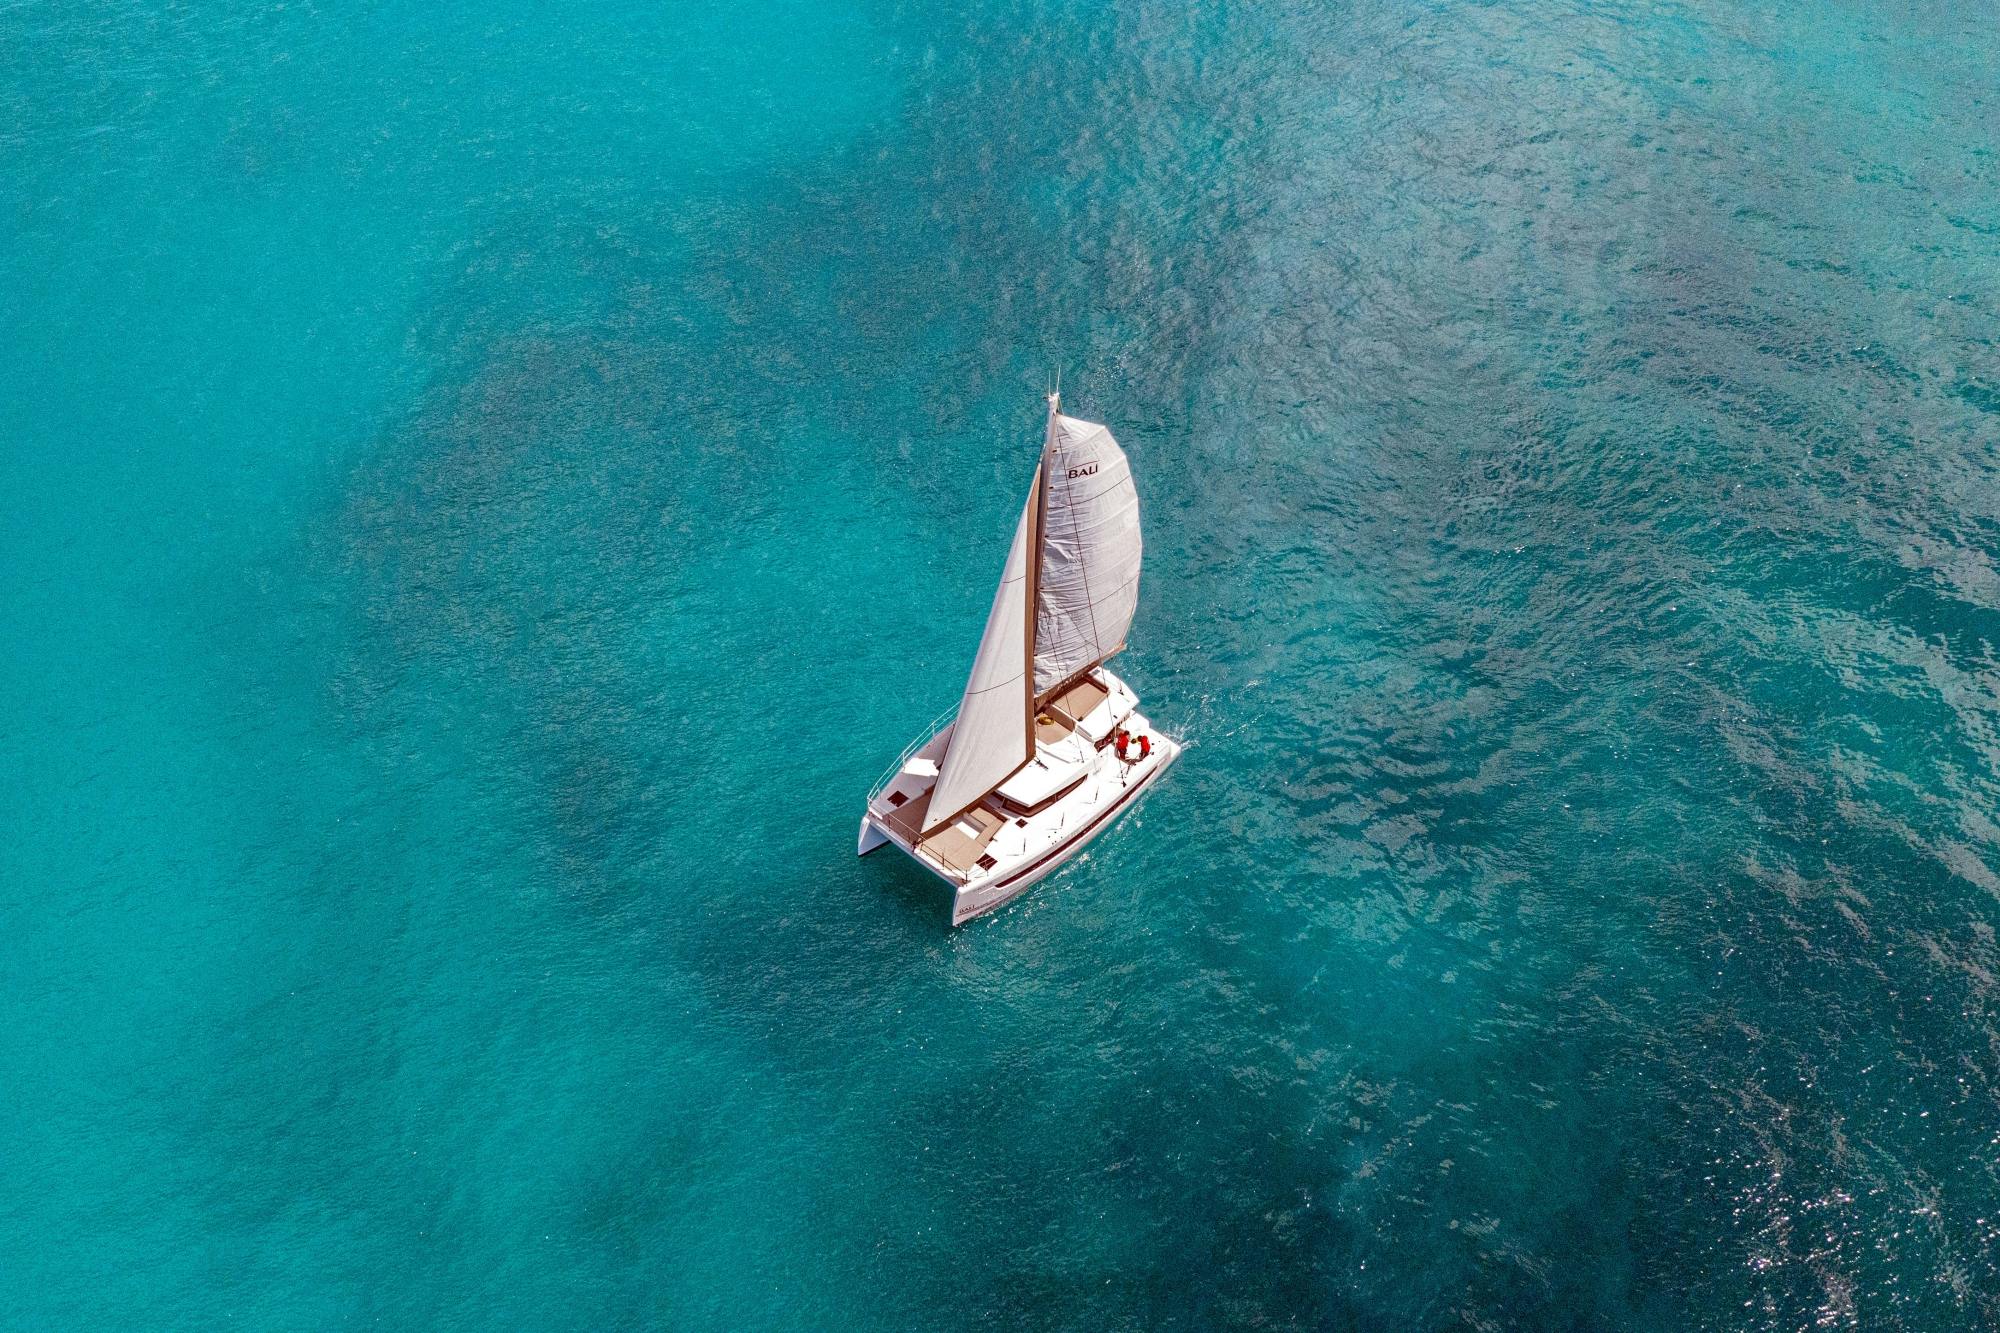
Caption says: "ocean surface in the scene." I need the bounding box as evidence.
[5,2,1999,1327]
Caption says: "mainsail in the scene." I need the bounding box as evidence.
[923,395,1143,835]
[1033,413,1142,697]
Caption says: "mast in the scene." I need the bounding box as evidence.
[1022,392,1057,748]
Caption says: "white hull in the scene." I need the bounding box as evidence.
[858,668,1180,925]
[941,740,1178,924]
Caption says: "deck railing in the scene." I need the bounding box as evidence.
[865,702,960,803]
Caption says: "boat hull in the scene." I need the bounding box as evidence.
[947,737,1179,925]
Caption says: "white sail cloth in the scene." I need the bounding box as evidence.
[925,469,1039,833]
[922,405,1144,837]
[1033,414,1142,696]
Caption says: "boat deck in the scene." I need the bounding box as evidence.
[861,667,1178,922]
[874,781,1007,879]
[865,669,1145,890]
[918,804,1004,874]
[1046,676,1109,723]
[1029,675,1111,745]
[878,784,934,845]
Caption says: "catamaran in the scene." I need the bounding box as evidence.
[858,392,1180,924]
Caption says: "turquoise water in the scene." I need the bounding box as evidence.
[5,1,1999,1326]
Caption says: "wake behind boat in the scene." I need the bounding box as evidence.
[858,392,1181,925]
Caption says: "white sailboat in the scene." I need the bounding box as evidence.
[858,392,1181,925]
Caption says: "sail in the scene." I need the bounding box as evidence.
[924,465,1042,834]
[1033,413,1142,696]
